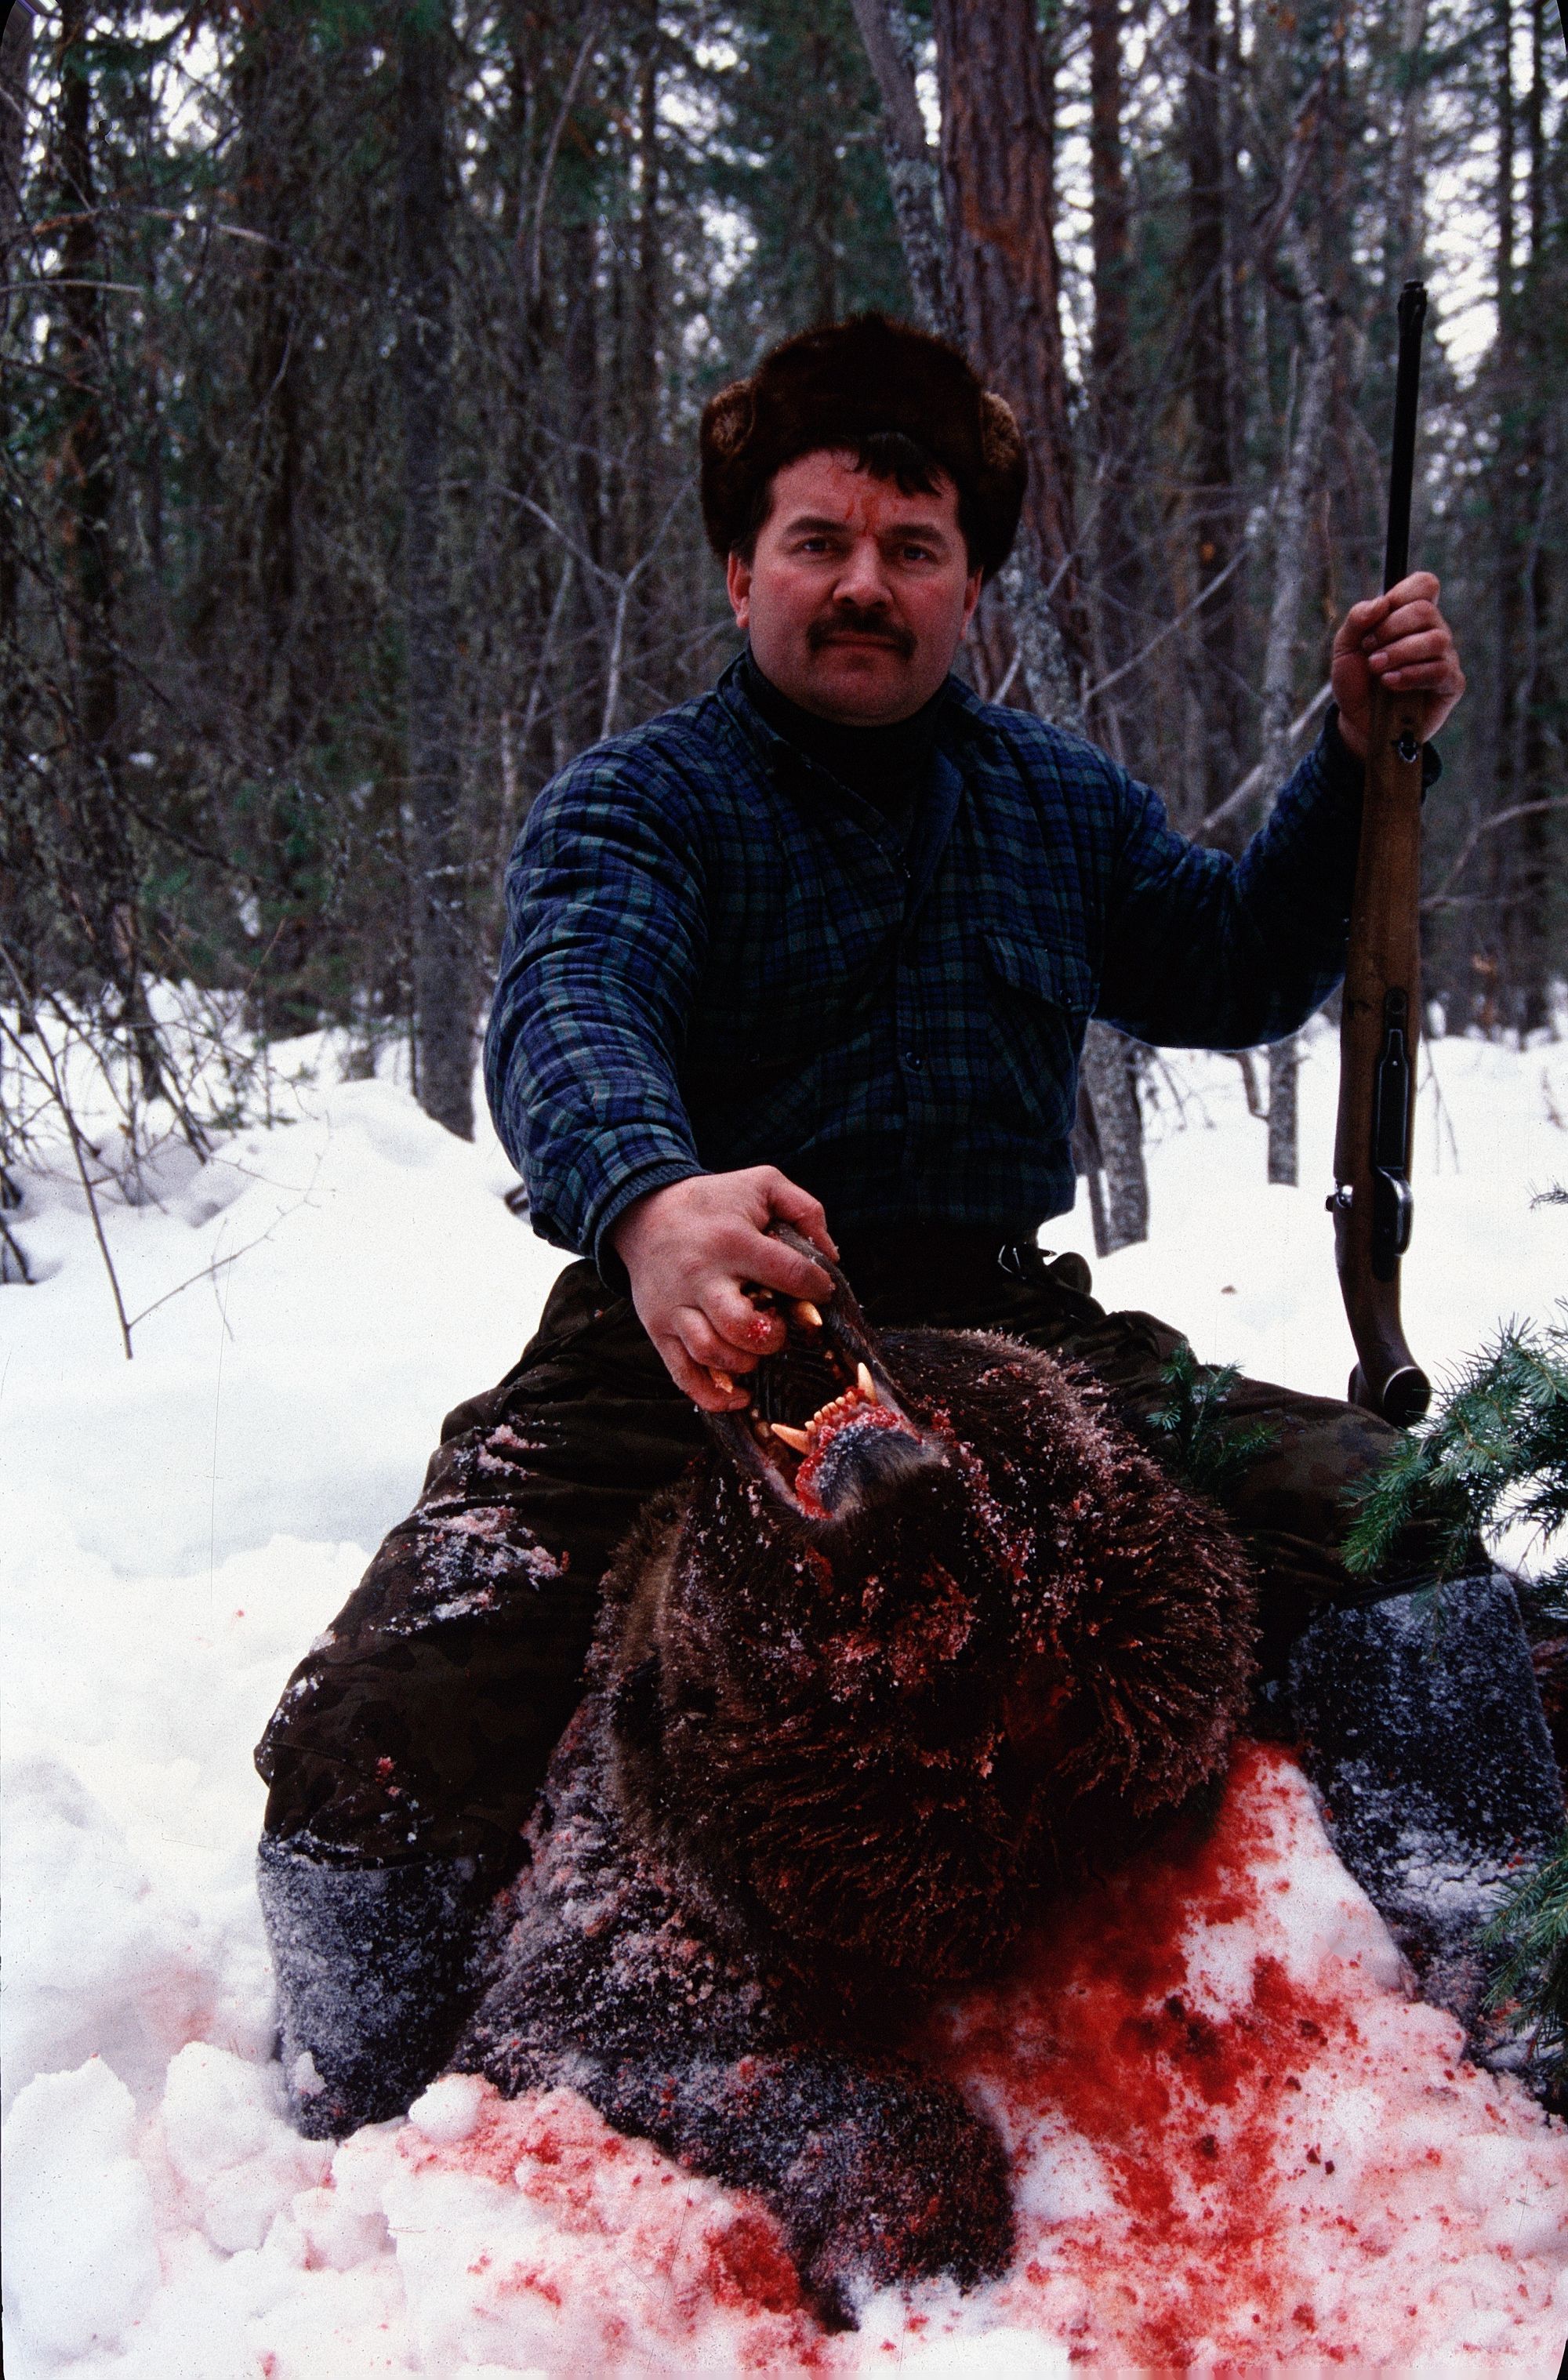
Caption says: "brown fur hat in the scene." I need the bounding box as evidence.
[699,313,1027,580]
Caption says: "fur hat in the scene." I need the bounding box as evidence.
[699,314,1027,580]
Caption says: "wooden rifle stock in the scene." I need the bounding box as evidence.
[1330,281,1432,1428]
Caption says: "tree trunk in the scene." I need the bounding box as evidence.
[50,0,182,1126]
[232,4,316,1037]
[848,0,953,338]
[1506,0,1556,1035]
[630,5,660,564]
[398,0,474,1137]
[1266,1038,1301,1186]
[804,20,840,325]
[2,0,31,662]
[1087,0,1139,755]
[1184,0,1243,822]
[931,0,1089,682]
[1258,214,1334,1181]
[1485,0,1535,1036]
[0,0,34,1006]
[1388,0,1430,285]
[1258,223,1333,791]
[850,0,1080,727]
[0,0,27,320]
[1076,1024,1149,1253]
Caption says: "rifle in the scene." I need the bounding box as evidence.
[1328,280,1432,1428]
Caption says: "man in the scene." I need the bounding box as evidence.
[256,315,1556,2142]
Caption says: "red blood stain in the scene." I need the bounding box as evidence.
[701,2209,804,2315]
[911,1740,1372,2364]
[395,1743,1563,2367]
[495,2262,562,2306]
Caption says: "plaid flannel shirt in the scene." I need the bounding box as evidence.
[485,656,1374,1271]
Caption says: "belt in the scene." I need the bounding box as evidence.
[830,1222,1093,1319]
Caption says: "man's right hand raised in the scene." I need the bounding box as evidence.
[607,1167,838,1412]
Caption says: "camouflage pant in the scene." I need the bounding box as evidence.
[256,1236,1418,1868]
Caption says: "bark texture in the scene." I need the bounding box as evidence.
[1184,0,1243,820]
[398,1,474,1137]
[1087,0,1141,753]
[848,0,953,338]
[1,0,31,867]
[931,0,1088,680]
[1076,1023,1149,1253]
[1257,215,1333,1188]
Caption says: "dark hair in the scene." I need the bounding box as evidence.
[731,430,982,571]
[700,316,1025,579]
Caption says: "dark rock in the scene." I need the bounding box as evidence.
[1287,1571,1564,2076]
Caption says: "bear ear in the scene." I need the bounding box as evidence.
[702,381,753,459]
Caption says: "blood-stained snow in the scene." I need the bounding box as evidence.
[3,1021,1566,2373]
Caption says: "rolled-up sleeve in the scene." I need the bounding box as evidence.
[484,750,710,1267]
[1095,714,1371,1049]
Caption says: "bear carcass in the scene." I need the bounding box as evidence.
[453,1231,1256,2324]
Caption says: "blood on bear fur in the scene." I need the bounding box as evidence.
[452,1234,1255,2326]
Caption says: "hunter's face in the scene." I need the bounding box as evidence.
[728,449,983,725]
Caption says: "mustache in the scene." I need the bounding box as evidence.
[806,607,916,660]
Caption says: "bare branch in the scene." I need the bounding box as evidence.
[0,992,133,1359]
[1196,681,1334,841]
[523,10,608,303]
[1083,530,1257,706]
[1421,800,1568,911]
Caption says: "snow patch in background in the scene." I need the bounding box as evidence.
[3,1032,1566,2371]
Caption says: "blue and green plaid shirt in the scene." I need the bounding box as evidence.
[485,657,1368,1269]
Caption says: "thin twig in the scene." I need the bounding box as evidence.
[125,1172,321,1333]
[1196,680,1334,840]
[1083,532,1256,704]
[0,1210,31,1284]
[1421,798,1568,911]
[0,1002,134,1359]
[523,10,608,301]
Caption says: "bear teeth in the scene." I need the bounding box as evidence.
[764,1377,881,1460]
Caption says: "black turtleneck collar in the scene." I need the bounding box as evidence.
[739,647,948,833]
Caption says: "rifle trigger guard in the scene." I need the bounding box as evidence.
[1371,1166,1414,1275]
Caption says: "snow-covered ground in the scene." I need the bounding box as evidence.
[2,1018,1566,2374]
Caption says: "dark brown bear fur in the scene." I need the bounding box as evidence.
[453,1246,1254,2327]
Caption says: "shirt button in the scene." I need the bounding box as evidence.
[904,1050,923,1069]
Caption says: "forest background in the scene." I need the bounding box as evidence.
[1,0,1564,1249]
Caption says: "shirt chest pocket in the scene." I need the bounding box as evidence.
[981,931,1094,1141]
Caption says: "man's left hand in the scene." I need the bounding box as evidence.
[1330,571,1465,762]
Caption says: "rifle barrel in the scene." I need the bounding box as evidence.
[1332,278,1431,1428]
[1383,281,1428,592]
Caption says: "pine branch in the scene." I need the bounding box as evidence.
[1146,1343,1279,1500]
[1342,1314,1568,1584]
[1481,1829,1568,2084]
